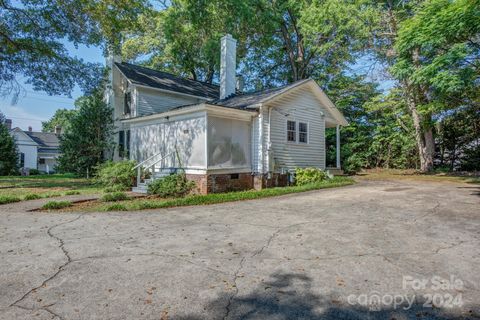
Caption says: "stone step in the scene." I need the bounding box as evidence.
[132,186,148,194]
[132,168,177,193]
[326,167,345,176]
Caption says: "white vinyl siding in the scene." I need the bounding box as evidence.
[262,86,327,171]
[10,130,38,169]
[135,87,203,116]
[17,145,37,169]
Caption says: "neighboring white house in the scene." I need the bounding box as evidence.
[8,123,61,174]
[106,34,347,193]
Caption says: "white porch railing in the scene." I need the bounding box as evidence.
[132,146,181,187]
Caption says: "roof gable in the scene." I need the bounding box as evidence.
[24,131,60,148]
[115,62,220,100]
[265,80,348,126]
[213,79,348,126]
[10,128,38,146]
[212,79,311,109]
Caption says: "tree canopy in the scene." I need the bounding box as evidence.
[0,0,148,101]
[57,92,115,176]
[23,0,480,173]
[0,111,18,175]
[42,108,77,133]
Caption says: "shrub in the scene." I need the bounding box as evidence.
[96,161,136,189]
[105,203,128,211]
[24,193,41,200]
[295,167,328,186]
[0,195,21,205]
[42,200,72,210]
[65,190,80,195]
[101,192,129,202]
[147,173,195,198]
[103,184,129,192]
[29,169,40,175]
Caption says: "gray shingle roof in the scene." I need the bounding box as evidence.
[115,62,220,100]
[24,131,60,148]
[212,79,311,109]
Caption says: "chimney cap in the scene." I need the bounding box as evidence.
[222,33,236,40]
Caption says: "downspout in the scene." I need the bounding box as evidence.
[267,106,273,178]
[258,105,264,175]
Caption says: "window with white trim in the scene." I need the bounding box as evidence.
[299,122,308,143]
[287,120,296,142]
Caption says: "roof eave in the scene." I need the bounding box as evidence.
[133,83,215,101]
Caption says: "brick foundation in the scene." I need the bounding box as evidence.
[187,172,289,194]
[253,173,289,190]
[186,173,254,194]
[185,174,209,195]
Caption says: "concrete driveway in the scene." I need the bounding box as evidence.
[1,180,479,320]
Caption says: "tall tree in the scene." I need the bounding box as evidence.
[0,0,148,100]
[57,92,114,176]
[0,111,18,175]
[123,0,374,89]
[325,75,417,172]
[391,0,480,171]
[42,109,77,133]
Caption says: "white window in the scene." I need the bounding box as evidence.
[287,120,296,142]
[299,122,308,143]
[287,120,308,143]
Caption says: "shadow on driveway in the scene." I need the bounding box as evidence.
[181,272,477,320]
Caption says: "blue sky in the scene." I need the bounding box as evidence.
[0,43,104,131]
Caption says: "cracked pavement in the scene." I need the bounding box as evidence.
[0,179,479,319]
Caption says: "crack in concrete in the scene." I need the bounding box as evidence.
[60,221,279,242]
[434,240,466,254]
[9,214,83,313]
[74,252,230,275]
[222,221,311,319]
[223,256,246,320]
[10,301,64,320]
[43,306,65,320]
[412,202,441,223]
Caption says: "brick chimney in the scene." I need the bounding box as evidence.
[5,119,12,130]
[55,125,62,135]
[220,34,237,100]
[28,126,32,132]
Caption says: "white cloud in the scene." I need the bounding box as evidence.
[0,105,48,131]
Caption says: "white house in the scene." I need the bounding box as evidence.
[8,122,61,174]
[106,34,347,194]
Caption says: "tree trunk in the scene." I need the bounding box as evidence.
[406,92,434,172]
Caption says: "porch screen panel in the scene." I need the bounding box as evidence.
[208,116,251,168]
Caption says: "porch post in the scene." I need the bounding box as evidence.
[336,125,341,169]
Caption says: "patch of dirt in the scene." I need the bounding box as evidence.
[383,187,413,192]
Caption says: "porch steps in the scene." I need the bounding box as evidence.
[131,171,172,194]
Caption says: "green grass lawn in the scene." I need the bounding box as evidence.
[80,176,355,212]
[0,173,102,203]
